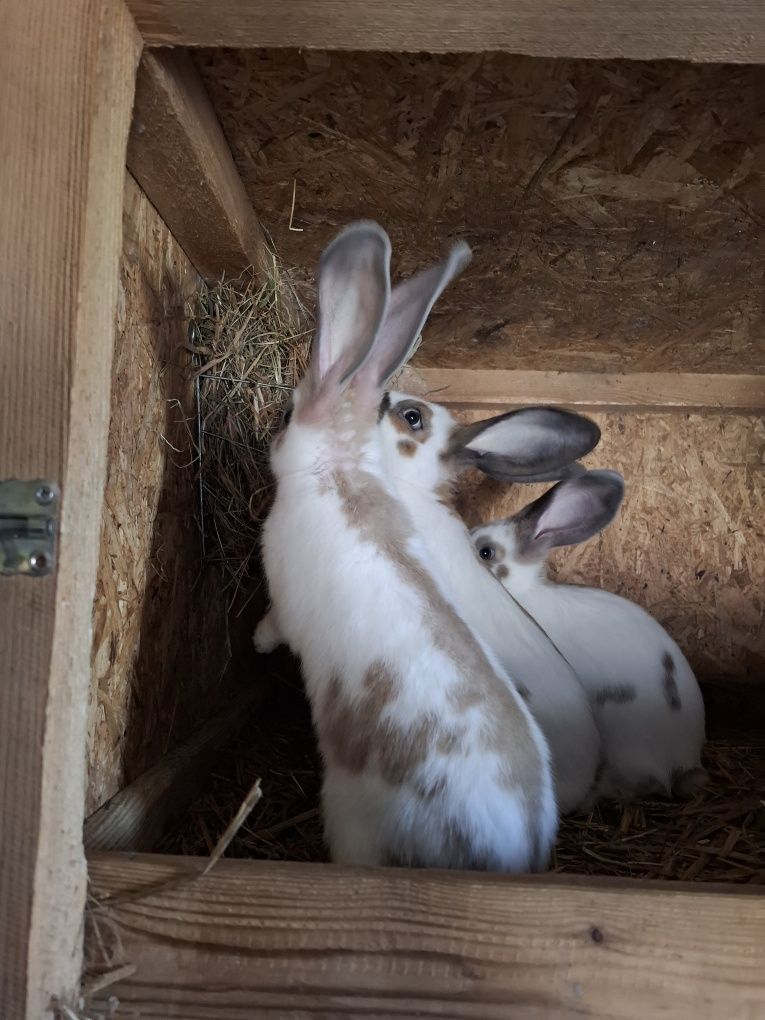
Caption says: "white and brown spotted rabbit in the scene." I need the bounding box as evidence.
[372,393,604,814]
[472,470,707,801]
[257,222,557,871]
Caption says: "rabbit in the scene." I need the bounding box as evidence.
[344,389,600,814]
[470,469,708,802]
[256,221,558,872]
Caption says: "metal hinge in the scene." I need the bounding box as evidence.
[0,480,59,577]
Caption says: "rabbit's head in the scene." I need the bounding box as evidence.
[379,393,602,498]
[471,469,625,592]
[270,222,471,478]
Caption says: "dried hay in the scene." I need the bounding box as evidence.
[554,740,765,883]
[188,262,311,599]
[158,678,326,863]
[159,683,764,883]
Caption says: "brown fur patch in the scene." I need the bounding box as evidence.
[363,660,399,703]
[416,774,448,802]
[594,684,636,705]
[436,725,467,755]
[387,399,434,445]
[332,468,545,845]
[319,664,400,774]
[496,564,510,580]
[662,651,682,710]
[378,715,436,785]
[319,661,439,788]
[448,675,487,713]
[397,439,417,457]
[435,479,458,513]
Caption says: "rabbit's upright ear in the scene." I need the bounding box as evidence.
[513,470,625,559]
[356,242,472,390]
[309,222,392,397]
[448,407,601,483]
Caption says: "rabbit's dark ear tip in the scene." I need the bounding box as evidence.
[585,418,602,442]
[587,468,625,491]
[320,221,391,262]
[339,219,387,236]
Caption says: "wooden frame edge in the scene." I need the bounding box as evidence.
[127,49,273,282]
[85,851,765,1018]
[398,366,765,414]
[126,0,765,62]
[1,2,141,1016]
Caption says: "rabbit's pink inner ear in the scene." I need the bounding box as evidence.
[463,408,600,463]
[308,222,392,397]
[523,471,625,552]
[356,241,472,390]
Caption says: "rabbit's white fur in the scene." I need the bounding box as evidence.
[471,472,706,801]
[260,223,557,871]
[377,394,602,814]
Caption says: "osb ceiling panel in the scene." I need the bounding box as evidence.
[196,51,765,375]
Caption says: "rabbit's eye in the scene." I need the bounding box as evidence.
[479,546,495,561]
[280,404,293,429]
[403,408,423,430]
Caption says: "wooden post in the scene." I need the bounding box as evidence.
[127,49,273,281]
[84,690,259,854]
[0,2,141,1015]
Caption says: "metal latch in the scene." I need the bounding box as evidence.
[0,480,59,576]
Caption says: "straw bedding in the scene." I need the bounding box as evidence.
[160,677,765,883]
[188,266,310,598]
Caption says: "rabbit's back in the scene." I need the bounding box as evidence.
[520,582,706,798]
[264,465,557,870]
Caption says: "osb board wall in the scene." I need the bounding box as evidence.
[87,174,229,814]
[455,411,765,686]
[195,52,765,375]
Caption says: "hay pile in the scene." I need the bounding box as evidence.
[554,740,765,882]
[188,266,311,598]
[160,682,764,883]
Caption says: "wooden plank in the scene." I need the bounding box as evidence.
[398,366,765,413]
[0,2,141,1016]
[127,49,272,281]
[126,0,765,62]
[84,688,258,853]
[86,852,765,1019]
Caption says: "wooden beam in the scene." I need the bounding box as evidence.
[127,49,272,281]
[84,689,258,853]
[86,853,765,1019]
[126,0,765,62]
[398,366,765,414]
[0,2,140,1016]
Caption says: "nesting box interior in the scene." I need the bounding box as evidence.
[6,6,765,1018]
[85,50,765,885]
